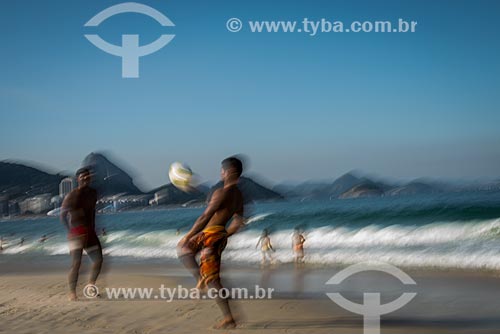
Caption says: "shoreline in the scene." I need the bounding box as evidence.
[2,253,500,278]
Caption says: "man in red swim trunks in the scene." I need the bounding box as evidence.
[60,167,102,301]
[177,157,246,329]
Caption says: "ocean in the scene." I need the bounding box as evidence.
[1,191,500,270]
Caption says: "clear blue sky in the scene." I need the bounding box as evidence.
[1,0,499,190]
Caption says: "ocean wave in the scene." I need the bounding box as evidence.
[3,218,500,270]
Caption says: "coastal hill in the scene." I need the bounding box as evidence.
[275,172,447,200]
[3,154,500,211]
[328,172,365,197]
[338,181,386,199]
[82,152,142,196]
[147,184,205,205]
[0,161,64,198]
[0,154,284,211]
[273,172,365,199]
[209,176,283,204]
[386,181,443,197]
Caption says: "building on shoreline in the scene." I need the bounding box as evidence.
[0,195,8,217]
[19,194,52,215]
[59,177,76,199]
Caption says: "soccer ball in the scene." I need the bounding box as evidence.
[168,162,193,192]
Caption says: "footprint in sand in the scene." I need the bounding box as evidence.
[279,301,295,311]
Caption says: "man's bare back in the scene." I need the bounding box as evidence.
[205,185,244,230]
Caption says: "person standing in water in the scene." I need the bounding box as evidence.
[60,168,102,301]
[256,229,275,266]
[177,157,246,329]
[292,227,306,267]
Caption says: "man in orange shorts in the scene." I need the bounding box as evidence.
[177,157,245,329]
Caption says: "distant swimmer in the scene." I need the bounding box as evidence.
[60,168,102,301]
[256,229,275,266]
[177,157,246,329]
[19,237,25,246]
[292,228,306,266]
[101,228,107,236]
[39,235,48,243]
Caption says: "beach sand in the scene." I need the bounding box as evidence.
[1,258,500,334]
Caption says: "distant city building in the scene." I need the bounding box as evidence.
[51,195,62,209]
[0,195,8,217]
[8,201,20,216]
[150,192,164,206]
[97,194,149,212]
[19,194,52,214]
[59,177,76,199]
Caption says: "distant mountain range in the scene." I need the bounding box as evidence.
[2,154,500,209]
[209,176,283,204]
[0,153,284,206]
[273,172,500,200]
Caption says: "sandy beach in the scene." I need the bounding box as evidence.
[1,256,500,334]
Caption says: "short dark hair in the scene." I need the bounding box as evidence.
[221,157,243,177]
[76,167,91,177]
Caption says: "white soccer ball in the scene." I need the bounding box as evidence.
[168,162,193,192]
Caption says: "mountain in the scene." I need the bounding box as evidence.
[273,173,449,200]
[273,182,330,199]
[209,176,283,203]
[386,181,443,196]
[339,180,385,199]
[82,153,142,196]
[327,172,363,197]
[148,184,205,205]
[274,173,363,199]
[0,161,64,198]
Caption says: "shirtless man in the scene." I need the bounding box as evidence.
[60,168,103,301]
[177,157,245,329]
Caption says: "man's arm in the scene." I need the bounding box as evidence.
[227,197,245,237]
[91,189,97,230]
[60,194,71,230]
[227,214,245,237]
[255,237,262,249]
[181,189,223,243]
[268,239,275,252]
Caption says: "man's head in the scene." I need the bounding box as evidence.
[76,167,92,187]
[220,157,243,183]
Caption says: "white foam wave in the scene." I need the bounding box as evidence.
[3,219,500,270]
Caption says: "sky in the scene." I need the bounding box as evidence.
[1,0,499,190]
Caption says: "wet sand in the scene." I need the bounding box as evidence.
[1,258,500,333]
